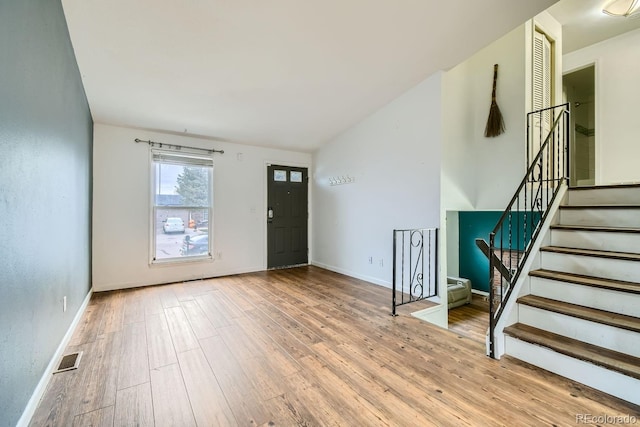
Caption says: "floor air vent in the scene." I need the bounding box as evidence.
[53,351,83,374]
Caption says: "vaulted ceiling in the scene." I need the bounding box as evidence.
[63,0,561,151]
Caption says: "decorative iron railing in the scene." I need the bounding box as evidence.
[488,103,570,358]
[392,228,438,315]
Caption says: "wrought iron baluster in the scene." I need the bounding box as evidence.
[430,230,434,296]
[409,230,424,300]
[391,228,438,315]
[508,212,512,279]
[401,231,406,306]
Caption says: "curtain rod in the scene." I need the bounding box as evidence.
[134,138,224,155]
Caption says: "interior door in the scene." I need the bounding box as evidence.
[530,29,552,165]
[267,165,308,269]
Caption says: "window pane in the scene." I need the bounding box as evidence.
[155,208,210,260]
[155,163,210,207]
[290,171,302,182]
[152,150,213,262]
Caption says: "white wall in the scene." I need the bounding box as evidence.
[312,72,442,289]
[440,24,528,282]
[441,13,563,280]
[441,12,562,213]
[93,123,311,291]
[442,24,528,213]
[564,28,640,185]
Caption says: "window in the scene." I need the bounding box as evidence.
[151,150,213,262]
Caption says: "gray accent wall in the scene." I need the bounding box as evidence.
[0,1,93,426]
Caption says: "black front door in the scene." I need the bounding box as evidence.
[267,165,308,269]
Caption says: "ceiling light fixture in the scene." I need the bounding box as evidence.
[602,0,640,17]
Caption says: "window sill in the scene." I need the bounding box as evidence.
[150,254,214,267]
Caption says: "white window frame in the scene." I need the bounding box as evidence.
[150,149,214,265]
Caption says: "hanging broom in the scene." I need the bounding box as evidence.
[484,64,505,137]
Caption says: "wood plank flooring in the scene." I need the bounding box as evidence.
[447,294,490,344]
[30,266,640,426]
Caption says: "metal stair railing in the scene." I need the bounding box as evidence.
[488,103,570,358]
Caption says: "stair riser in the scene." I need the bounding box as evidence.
[567,187,640,206]
[541,252,640,283]
[559,208,640,228]
[518,304,640,358]
[529,277,640,317]
[504,336,640,405]
[550,229,640,254]
[558,208,640,228]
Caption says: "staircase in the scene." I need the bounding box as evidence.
[502,184,640,405]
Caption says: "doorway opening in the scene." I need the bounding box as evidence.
[564,65,596,187]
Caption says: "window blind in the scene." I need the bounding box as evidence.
[152,150,213,168]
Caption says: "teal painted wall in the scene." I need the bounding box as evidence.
[459,211,539,293]
[459,212,501,292]
[0,1,93,425]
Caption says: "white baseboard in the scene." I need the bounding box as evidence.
[93,265,266,292]
[17,288,93,427]
[310,261,391,288]
[471,289,489,297]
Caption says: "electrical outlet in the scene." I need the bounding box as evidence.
[368,256,373,264]
[63,296,67,313]
[216,251,222,259]
[379,259,384,267]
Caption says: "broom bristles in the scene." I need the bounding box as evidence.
[484,101,505,138]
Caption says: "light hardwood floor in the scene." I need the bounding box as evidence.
[30,266,639,426]
[448,294,490,343]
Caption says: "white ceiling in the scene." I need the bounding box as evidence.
[548,0,640,52]
[63,0,558,152]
